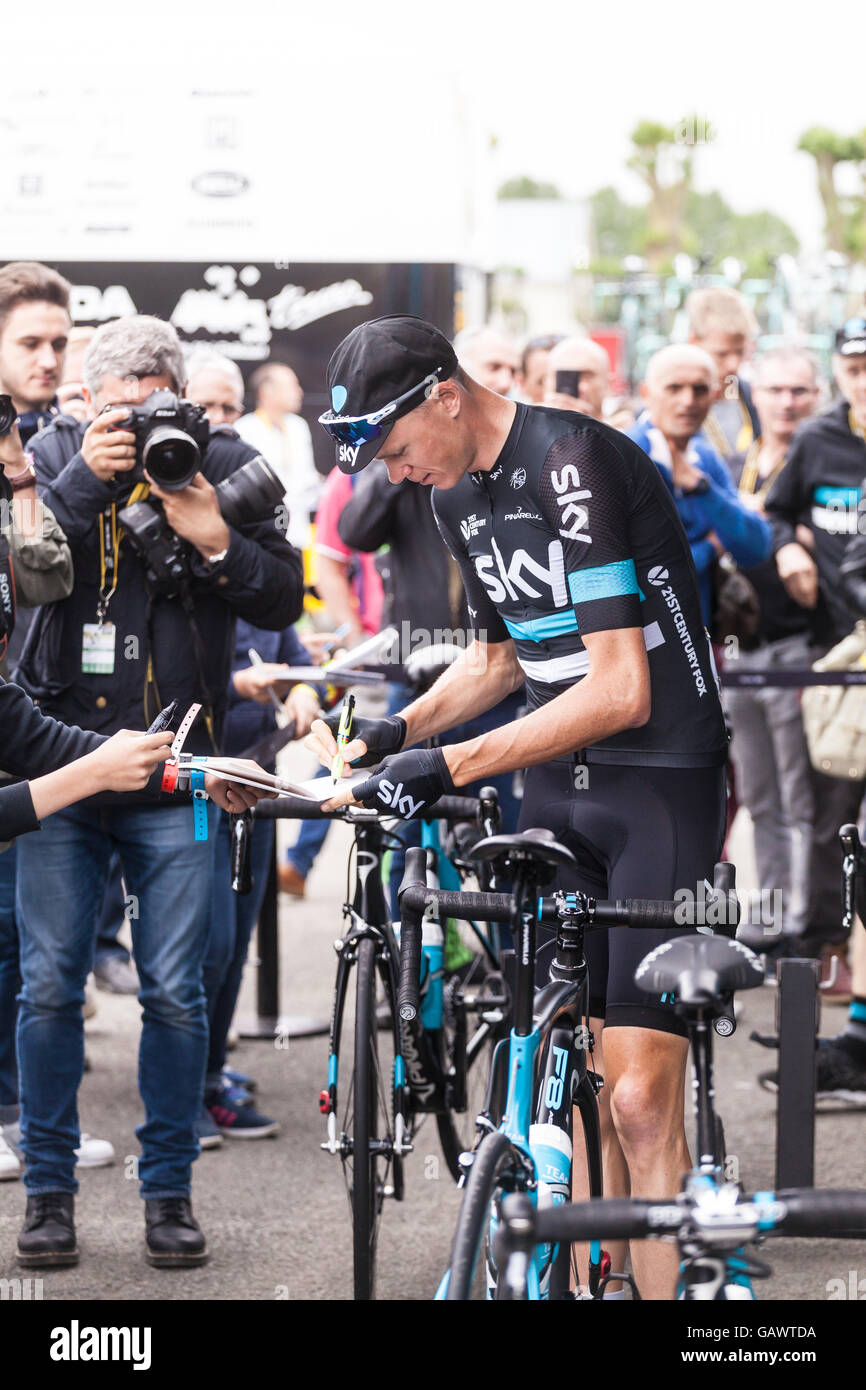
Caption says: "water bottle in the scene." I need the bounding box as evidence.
[529,1123,573,1297]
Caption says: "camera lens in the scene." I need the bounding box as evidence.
[142,427,201,491]
[216,455,285,529]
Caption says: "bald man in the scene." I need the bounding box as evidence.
[629,345,771,623]
[543,336,611,421]
[453,325,520,398]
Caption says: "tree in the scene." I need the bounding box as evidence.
[497,175,562,200]
[626,119,700,269]
[798,126,866,259]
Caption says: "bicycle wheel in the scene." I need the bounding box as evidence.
[436,960,506,1181]
[446,1129,521,1300]
[346,936,393,1300]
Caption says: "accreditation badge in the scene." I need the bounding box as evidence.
[82,622,116,675]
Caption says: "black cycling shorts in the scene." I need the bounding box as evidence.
[519,757,727,1036]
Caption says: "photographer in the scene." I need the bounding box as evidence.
[10,314,303,1271]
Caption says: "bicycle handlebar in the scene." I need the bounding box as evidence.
[511,1188,866,1249]
[397,866,515,1022]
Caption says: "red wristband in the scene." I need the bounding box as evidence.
[161,762,179,793]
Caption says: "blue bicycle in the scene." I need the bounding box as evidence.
[494,930,866,1299]
[397,829,743,1300]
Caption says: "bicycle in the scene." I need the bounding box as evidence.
[494,928,866,1299]
[397,828,741,1299]
[259,785,507,1301]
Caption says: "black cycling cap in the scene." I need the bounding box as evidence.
[836,316,866,357]
[320,315,458,474]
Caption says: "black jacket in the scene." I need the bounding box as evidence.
[337,461,471,645]
[16,416,304,798]
[0,677,106,839]
[840,475,866,618]
[764,401,866,646]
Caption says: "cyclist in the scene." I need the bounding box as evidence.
[309,315,729,1300]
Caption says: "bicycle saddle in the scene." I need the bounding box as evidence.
[403,643,464,693]
[469,827,577,878]
[634,934,764,1007]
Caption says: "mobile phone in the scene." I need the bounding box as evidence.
[556,369,584,398]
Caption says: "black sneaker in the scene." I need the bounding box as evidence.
[17,1192,78,1267]
[759,1036,866,1106]
[144,1197,208,1268]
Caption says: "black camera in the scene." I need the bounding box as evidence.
[108,389,210,492]
[118,453,286,596]
[0,395,18,438]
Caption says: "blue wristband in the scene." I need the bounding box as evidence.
[190,765,209,841]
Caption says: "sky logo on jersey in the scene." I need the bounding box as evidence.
[474,537,569,606]
[550,463,592,544]
[338,442,361,469]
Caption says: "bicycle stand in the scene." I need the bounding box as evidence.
[237,840,330,1041]
[775,957,820,1189]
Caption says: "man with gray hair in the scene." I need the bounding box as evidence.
[12,313,303,1270]
[184,347,244,430]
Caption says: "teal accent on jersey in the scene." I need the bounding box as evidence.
[850,1001,866,1022]
[568,558,640,606]
[814,485,860,507]
[504,610,580,642]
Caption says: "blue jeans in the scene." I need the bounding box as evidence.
[94,853,132,968]
[286,766,330,877]
[15,800,217,1198]
[0,843,20,1111]
[203,811,275,1082]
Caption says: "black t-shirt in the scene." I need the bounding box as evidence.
[728,449,811,647]
[432,404,728,767]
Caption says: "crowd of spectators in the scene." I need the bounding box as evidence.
[2,258,866,1266]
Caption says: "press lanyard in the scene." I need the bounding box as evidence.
[738,439,787,501]
[97,482,150,625]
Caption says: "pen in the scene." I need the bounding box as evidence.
[248,647,291,729]
[330,692,355,785]
[320,622,352,659]
[145,700,178,735]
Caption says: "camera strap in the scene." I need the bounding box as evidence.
[142,588,217,753]
[97,484,151,624]
[0,528,16,661]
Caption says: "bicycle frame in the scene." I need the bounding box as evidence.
[436,875,605,1301]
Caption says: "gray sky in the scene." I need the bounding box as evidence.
[4,0,861,260]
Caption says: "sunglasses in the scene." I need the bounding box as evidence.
[318,370,443,447]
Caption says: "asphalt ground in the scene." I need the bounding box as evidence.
[2,742,865,1303]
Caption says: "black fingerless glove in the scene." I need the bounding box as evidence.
[352,746,456,819]
[321,711,407,768]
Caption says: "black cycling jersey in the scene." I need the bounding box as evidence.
[432,404,728,768]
